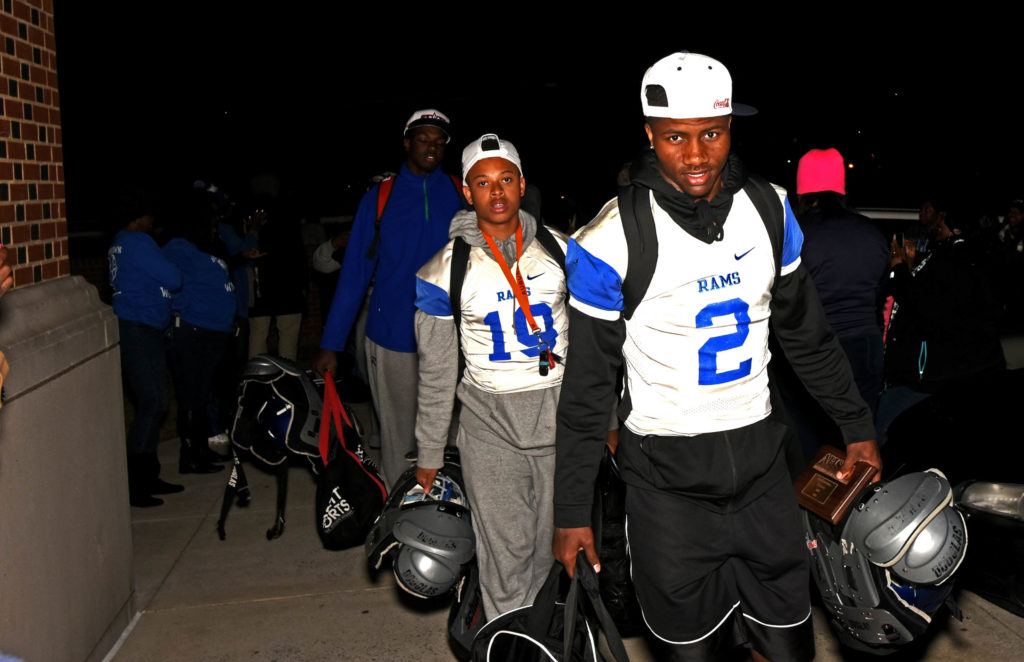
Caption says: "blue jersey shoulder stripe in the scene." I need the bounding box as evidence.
[781,197,804,268]
[566,238,624,312]
[414,277,452,317]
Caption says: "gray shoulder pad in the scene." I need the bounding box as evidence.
[241,354,287,380]
[842,469,953,567]
[392,501,475,564]
[891,507,967,586]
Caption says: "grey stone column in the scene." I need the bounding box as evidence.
[0,276,132,662]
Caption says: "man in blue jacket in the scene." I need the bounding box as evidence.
[314,109,462,484]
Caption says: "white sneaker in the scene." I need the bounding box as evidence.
[208,432,231,455]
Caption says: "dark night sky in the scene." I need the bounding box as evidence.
[50,5,1024,233]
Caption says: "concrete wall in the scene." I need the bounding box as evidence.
[0,276,133,662]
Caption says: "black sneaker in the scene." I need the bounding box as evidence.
[150,478,185,495]
[130,493,164,508]
[179,458,225,474]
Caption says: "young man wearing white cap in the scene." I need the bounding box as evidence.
[314,109,462,485]
[414,134,569,618]
[552,53,882,660]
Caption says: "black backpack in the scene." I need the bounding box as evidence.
[617,175,785,320]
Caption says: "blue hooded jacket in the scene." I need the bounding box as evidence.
[320,164,462,353]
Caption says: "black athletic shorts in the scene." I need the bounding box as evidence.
[621,420,814,661]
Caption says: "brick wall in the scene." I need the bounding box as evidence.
[0,0,66,289]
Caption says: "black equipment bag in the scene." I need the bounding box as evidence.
[472,553,629,662]
[315,370,388,550]
[220,355,325,541]
[449,560,487,660]
[591,447,645,637]
[230,355,322,465]
[217,360,386,545]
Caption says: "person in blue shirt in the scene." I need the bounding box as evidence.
[109,192,184,507]
[163,201,236,475]
[313,109,463,485]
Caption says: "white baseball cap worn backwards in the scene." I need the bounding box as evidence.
[641,51,757,119]
[461,134,523,185]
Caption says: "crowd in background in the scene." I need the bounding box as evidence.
[106,150,1024,506]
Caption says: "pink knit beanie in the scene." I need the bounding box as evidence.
[796,148,846,196]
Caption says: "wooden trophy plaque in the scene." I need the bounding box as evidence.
[794,445,878,524]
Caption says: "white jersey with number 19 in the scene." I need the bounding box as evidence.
[415,230,570,395]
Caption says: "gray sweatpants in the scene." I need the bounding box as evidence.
[456,385,558,619]
[365,338,417,486]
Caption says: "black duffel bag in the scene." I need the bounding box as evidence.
[314,370,387,550]
[472,552,629,662]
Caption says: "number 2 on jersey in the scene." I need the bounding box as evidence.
[696,298,752,385]
[483,303,557,361]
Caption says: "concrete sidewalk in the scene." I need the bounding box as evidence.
[107,435,1024,661]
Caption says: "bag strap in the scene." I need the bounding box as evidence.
[319,371,388,500]
[524,557,630,662]
[618,186,658,321]
[562,564,591,662]
[318,370,353,462]
[365,177,396,260]
[449,237,471,382]
[619,176,785,317]
[572,552,630,662]
[534,222,567,279]
[741,173,784,286]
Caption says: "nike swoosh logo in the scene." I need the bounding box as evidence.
[526,273,544,280]
[734,247,755,260]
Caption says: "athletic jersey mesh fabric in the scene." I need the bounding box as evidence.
[415,226,570,394]
[567,187,802,435]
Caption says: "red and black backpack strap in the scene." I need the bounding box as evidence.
[365,176,396,260]
[365,174,463,260]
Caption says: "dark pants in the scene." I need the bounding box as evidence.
[619,420,813,661]
[119,319,169,458]
[169,321,229,444]
[209,317,248,434]
[839,333,884,417]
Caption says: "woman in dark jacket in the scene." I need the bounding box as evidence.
[163,200,235,474]
[782,148,890,461]
[246,200,307,360]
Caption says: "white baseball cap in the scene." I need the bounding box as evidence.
[403,108,452,143]
[641,52,757,119]
[461,134,523,185]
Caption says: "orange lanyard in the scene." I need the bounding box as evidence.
[482,224,543,336]
[481,224,556,375]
